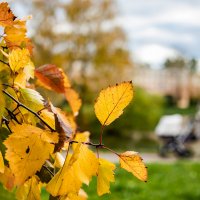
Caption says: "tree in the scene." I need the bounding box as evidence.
[31,0,132,101]
[0,3,147,200]
[164,56,198,72]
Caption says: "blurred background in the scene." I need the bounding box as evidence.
[1,0,200,200]
[6,0,200,154]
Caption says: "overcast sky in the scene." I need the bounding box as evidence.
[9,0,200,68]
[116,0,200,68]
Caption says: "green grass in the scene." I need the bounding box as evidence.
[84,162,200,200]
[1,162,200,200]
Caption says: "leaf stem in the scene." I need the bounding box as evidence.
[102,146,119,156]
[99,125,104,145]
[2,89,55,132]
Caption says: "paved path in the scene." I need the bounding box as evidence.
[100,152,200,163]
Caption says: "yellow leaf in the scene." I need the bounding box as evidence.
[119,151,147,182]
[54,152,65,168]
[4,124,58,185]
[0,2,15,27]
[73,145,98,185]
[8,48,31,72]
[23,61,35,80]
[46,144,98,196]
[94,81,133,126]
[4,20,33,52]
[19,88,44,112]
[14,70,26,88]
[46,146,82,197]
[16,175,41,200]
[72,132,90,150]
[65,88,82,116]
[0,151,4,173]
[39,109,55,130]
[97,158,115,196]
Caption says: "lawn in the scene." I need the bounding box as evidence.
[1,161,200,200]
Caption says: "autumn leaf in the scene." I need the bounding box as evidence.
[14,70,27,88]
[19,88,44,112]
[0,151,4,173]
[97,158,115,196]
[94,81,133,126]
[0,2,16,27]
[65,88,82,116]
[16,175,41,200]
[46,149,82,196]
[54,152,65,168]
[4,19,33,52]
[49,103,72,152]
[50,103,72,137]
[39,109,55,130]
[0,166,15,191]
[4,124,58,185]
[35,64,71,93]
[119,151,147,182]
[65,114,77,133]
[46,144,98,196]
[73,145,98,185]
[14,62,35,87]
[72,131,90,150]
[8,48,31,72]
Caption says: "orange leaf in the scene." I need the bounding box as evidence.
[35,64,71,93]
[65,88,82,116]
[119,151,147,182]
[0,2,16,27]
[4,19,33,52]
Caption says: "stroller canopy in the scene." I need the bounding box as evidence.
[155,114,191,137]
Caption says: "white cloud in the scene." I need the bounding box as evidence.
[133,44,179,68]
[117,0,200,67]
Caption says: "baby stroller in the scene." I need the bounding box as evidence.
[155,114,198,157]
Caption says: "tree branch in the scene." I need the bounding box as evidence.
[0,59,9,67]
[2,89,55,132]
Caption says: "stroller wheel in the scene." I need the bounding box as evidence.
[175,148,193,158]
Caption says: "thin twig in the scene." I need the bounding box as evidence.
[2,116,12,133]
[0,59,9,66]
[2,90,55,132]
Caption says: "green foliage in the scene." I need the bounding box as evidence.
[115,87,164,132]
